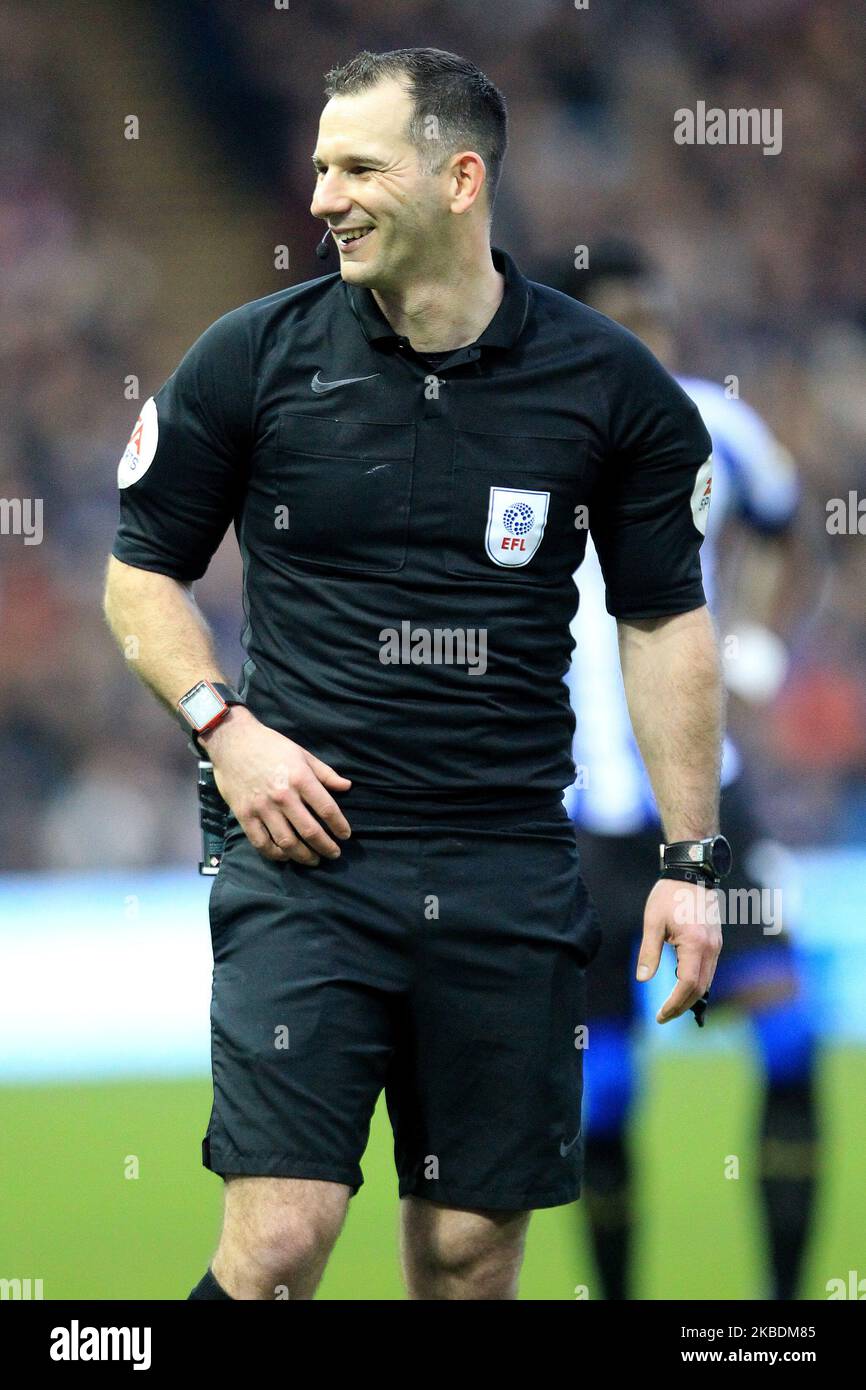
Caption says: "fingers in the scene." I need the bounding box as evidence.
[275,790,343,860]
[656,942,718,1024]
[307,754,352,792]
[697,947,719,999]
[636,916,665,983]
[238,799,322,865]
[233,750,353,866]
[270,757,352,858]
[242,810,320,866]
[239,813,297,863]
[242,776,352,865]
[260,804,323,865]
[656,971,703,1024]
[297,770,352,842]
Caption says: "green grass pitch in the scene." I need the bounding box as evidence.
[2,1049,862,1300]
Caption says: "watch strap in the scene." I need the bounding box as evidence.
[661,838,714,870]
[659,864,720,888]
[210,682,243,707]
[659,835,731,887]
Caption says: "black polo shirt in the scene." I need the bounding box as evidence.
[112,246,711,814]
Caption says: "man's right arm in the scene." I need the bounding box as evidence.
[107,313,352,864]
[102,555,227,713]
[102,558,351,867]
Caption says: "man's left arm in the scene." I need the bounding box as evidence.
[617,603,725,1022]
[589,329,729,1024]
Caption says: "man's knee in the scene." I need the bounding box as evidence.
[402,1200,530,1296]
[216,1176,350,1294]
[250,1202,343,1282]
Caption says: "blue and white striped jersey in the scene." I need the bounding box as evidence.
[565,377,799,834]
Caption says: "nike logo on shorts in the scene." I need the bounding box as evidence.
[559,1128,582,1158]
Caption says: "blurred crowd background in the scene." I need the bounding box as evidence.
[1,0,864,870]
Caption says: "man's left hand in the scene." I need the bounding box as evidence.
[636,878,723,1023]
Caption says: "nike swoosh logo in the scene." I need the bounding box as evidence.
[311,370,381,393]
[559,1128,582,1158]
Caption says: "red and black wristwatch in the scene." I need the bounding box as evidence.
[176,680,245,748]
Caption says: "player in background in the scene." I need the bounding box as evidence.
[535,242,819,1301]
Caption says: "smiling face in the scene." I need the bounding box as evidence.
[310,77,475,290]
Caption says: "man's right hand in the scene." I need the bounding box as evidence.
[199,706,352,865]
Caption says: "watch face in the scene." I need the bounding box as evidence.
[710,836,733,878]
[180,681,224,731]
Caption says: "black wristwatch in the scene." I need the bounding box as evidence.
[177,680,245,748]
[659,834,733,887]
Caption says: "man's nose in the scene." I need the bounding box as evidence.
[310,171,352,221]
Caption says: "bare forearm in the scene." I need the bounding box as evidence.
[618,605,724,841]
[102,554,226,715]
[102,560,354,867]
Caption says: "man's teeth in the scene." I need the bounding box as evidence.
[338,227,372,243]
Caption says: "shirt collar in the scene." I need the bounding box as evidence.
[345,246,531,352]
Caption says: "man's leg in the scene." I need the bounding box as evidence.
[581,1019,637,1301]
[571,825,649,1301]
[197,828,408,1301]
[751,995,819,1301]
[198,1176,350,1300]
[388,814,595,1301]
[400,1198,531,1300]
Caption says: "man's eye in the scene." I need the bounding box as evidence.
[313,164,371,176]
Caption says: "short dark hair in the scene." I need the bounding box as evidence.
[323,47,508,213]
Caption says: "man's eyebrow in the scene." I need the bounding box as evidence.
[311,153,385,168]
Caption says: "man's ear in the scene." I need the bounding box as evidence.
[448,151,487,214]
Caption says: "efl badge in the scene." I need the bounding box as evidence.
[690,456,713,535]
[485,487,550,567]
[118,397,158,489]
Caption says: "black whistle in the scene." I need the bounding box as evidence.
[691,990,710,1028]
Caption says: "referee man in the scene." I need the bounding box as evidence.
[104,47,725,1301]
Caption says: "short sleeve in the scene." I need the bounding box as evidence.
[590,332,713,620]
[111,309,252,581]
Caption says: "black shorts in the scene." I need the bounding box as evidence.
[574,778,798,1021]
[202,801,601,1211]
